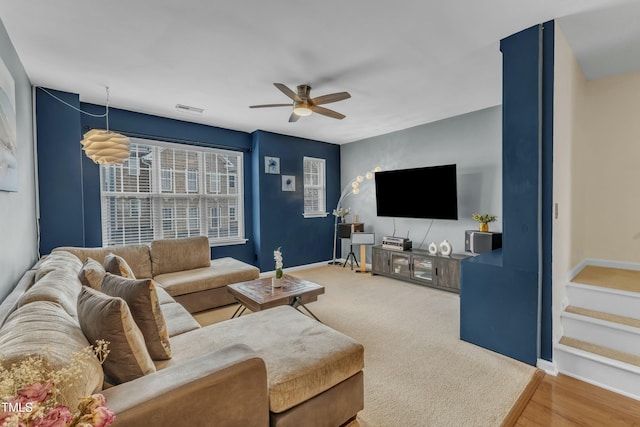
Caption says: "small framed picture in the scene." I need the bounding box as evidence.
[265,156,280,174]
[282,175,295,191]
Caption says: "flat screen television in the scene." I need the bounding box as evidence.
[375,164,458,219]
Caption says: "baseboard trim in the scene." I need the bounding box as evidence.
[537,358,558,375]
[500,369,545,427]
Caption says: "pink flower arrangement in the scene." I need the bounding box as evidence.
[0,382,115,427]
[1,342,115,427]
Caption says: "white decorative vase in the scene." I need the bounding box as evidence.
[428,242,438,255]
[272,277,283,288]
[439,240,452,256]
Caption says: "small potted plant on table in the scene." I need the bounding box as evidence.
[472,213,497,232]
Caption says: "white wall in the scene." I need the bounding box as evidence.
[0,19,38,300]
[553,24,588,343]
[340,106,502,261]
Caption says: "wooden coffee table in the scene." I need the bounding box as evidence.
[228,275,325,321]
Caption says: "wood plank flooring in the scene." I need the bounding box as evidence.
[507,373,640,426]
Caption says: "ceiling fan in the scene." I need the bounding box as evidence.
[249,83,351,122]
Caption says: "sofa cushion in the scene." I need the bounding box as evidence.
[104,253,136,279]
[153,258,259,297]
[34,250,83,282]
[77,257,106,290]
[157,306,364,413]
[159,302,201,337]
[150,236,210,276]
[18,269,82,318]
[0,301,104,401]
[77,287,156,384]
[54,245,153,279]
[101,274,171,360]
[155,286,175,305]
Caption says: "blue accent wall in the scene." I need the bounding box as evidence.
[35,89,340,269]
[35,89,85,253]
[251,131,340,271]
[459,22,554,365]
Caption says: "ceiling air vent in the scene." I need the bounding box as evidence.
[175,104,204,115]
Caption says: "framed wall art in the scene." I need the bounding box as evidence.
[0,56,17,192]
[265,156,280,174]
[282,175,295,191]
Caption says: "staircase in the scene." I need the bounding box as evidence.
[555,264,640,400]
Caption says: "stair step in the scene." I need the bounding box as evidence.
[565,306,640,328]
[566,282,640,320]
[559,337,640,368]
[572,265,640,294]
[554,341,640,400]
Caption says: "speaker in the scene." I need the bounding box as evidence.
[338,223,364,238]
[465,230,502,254]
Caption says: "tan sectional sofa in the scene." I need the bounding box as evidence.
[0,240,365,426]
[55,236,260,313]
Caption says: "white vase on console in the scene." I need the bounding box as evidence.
[428,242,438,255]
[439,240,452,256]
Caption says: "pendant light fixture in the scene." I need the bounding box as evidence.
[80,87,130,165]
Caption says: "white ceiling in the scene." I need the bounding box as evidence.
[1,0,638,144]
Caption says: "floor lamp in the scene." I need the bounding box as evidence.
[330,166,381,265]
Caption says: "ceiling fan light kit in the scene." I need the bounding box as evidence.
[293,103,312,117]
[250,83,351,122]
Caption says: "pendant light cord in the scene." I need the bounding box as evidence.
[37,87,109,118]
[105,87,111,131]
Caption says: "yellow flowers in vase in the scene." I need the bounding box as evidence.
[472,213,497,232]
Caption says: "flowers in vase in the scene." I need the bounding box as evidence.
[274,247,283,279]
[0,340,115,427]
[471,213,497,224]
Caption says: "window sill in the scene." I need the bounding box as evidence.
[302,212,329,218]
[209,238,249,247]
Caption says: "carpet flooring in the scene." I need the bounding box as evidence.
[194,265,535,426]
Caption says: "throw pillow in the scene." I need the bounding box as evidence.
[77,257,106,290]
[103,253,136,279]
[100,273,172,360]
[77,286,156,384]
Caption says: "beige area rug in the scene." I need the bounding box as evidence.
[194,266,535,427]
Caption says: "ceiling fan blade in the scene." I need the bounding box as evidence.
[310,105,346,120]
[288,112,300,123]
[249,103,292,108]
[274,83,301,102]
[311,91,351,106]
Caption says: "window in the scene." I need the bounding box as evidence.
[100,138,245,246]
[303,157,327,217]
[186,169,198,193]
[209,172,220,194]
[129,199,140,218]
[161,168,173,192]
[210,206,220,229]
[128,157,139,176]
[188,206,199,231]
[162,208,174,232]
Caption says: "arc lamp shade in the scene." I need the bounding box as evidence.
[81,129,131,165]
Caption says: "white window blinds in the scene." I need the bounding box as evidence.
[303,157,327,217]
[100,138,244,246]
